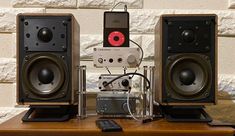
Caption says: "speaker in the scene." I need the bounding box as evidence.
[103,11,129,47]
[155,14,218,105]
[17,13,79,106]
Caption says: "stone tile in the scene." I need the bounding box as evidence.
[141,35,154,60]
[0,8,45,32]
[78,0,143,9]
[11,0,77,8]
[0,58,16,83]
[218,74,235,99]
[80,34,102,60]
[129,9,174,34]
[0,34,15,58]
[0,84,16,107]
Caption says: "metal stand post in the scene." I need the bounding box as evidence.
[143,66,148,117]
[78,66,87,119]
[149,66,155,119]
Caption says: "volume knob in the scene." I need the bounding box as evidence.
[121,79,129,87]
[127,54,137,65]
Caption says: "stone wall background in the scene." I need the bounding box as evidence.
[0,0,235,107]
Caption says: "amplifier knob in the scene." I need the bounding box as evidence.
[121,79,129,87]
[127,54,137,65]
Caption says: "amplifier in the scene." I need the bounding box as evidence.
[96,93,136,115]
[93,47,140,68]
[98,74,132,91]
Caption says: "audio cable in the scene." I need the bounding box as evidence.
[110,2,128,12]
[129,39,144,78]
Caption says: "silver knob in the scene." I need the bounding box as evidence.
[127,54,137,65]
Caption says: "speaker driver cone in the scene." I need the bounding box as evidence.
[23,54,66,97]
[167,54,211,97]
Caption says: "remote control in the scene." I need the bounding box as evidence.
[96,119,122,132]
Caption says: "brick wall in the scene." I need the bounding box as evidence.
[0,0,235,107]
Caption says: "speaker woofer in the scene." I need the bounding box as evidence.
[22,54,67,97]
[166,54,212,97]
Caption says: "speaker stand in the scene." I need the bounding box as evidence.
[162,106,212,122]
[22,106,77,122]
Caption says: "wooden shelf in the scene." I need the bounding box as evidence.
[0,111,234,136]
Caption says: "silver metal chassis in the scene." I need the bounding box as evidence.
[77,66,155,120]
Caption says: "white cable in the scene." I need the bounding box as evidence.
[127,91,142,122]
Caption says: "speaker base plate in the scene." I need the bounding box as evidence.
[163,106,212,122]
[22,105,77,122]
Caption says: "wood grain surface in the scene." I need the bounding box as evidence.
[0,111,234,136]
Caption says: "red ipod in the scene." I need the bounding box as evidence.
[104,11,129,47]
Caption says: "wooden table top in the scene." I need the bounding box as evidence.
[0,111,234,136]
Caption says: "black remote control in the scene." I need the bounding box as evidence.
[96,119,122,132]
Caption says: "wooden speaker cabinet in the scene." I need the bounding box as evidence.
[17,13,80,106]
[154,14,218,106]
